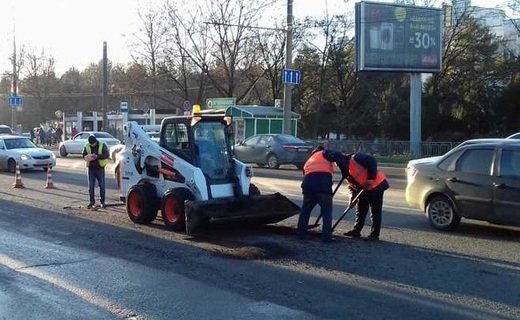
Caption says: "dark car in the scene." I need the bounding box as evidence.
[406,139,520,231]
[234,134,313,169]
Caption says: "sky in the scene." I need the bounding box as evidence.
[0,0,511,77]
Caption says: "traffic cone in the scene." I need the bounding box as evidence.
[12,163,24,188]
[44,164,56,189]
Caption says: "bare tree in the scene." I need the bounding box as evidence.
[22,49,58,124]
[252,26,286,105]
[128,5,169,109]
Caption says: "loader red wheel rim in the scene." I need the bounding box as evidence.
[163,196,179,223]
[128,191,142,218]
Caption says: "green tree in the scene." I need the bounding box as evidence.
[423,16,504,139]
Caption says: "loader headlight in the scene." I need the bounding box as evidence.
[245,166,253,178]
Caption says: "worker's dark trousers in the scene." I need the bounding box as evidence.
[351,189,385,237]
[297,193,333,240]
[88,167,106,205]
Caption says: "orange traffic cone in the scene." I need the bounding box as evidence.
[12,163,24,188]
[44,164,56,189]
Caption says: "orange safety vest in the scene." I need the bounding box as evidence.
[304,151,334,176]
[348,156,386,190]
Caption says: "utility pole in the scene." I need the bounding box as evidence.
[11,34,18,131]
[283,0,294,135]
[101,41,108,131]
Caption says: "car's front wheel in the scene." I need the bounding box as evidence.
[426,195,460,231]
[7,159,16,173]
[59,146,68,157]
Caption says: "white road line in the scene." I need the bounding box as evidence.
[0,254,144,319]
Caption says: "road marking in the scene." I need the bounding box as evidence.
[266,261,520,320]
[0,254,144,319]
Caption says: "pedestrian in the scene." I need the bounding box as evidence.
[82,135,109,209]
[55,125,63,143]
[30,128,35,142]
[71,126,78,138]
[46,127,53,146]
[296,145,348,242]
[342,152,389,241]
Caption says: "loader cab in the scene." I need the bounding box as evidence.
[160,115,235,183]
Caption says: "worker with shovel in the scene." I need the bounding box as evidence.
[296,146,348,242]
[342,153,389,241]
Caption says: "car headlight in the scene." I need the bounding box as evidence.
[51,153,56,159]
[20,154,31,160]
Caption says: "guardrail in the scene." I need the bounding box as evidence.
[308,140,461,157]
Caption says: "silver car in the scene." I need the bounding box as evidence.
[406,139,520,231]
[0,136,56,172]
[59,131,120,157]
[234,134,313,169]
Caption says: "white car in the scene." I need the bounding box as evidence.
[0,135,56,172]
[59,131,121,157]
[110,129,160,162]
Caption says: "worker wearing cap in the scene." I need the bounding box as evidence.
[297,146,348,242]
[82,136,109,209]
[342,153,389,241]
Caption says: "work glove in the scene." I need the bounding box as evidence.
[348,182,359,193]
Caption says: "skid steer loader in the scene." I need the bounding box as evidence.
[118,108,299,234]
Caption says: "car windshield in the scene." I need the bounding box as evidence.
[4,138,37,149]
[93,132,115,139]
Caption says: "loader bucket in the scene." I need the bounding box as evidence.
[184,193,300,235]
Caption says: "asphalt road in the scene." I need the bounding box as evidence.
[0,157,519,320]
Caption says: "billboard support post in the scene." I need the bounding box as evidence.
[410,73,422,159]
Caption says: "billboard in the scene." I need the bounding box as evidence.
[355,1,443,72]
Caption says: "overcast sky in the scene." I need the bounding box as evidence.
[0,0,510,77]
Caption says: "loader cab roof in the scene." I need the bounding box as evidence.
[161,113,232,127]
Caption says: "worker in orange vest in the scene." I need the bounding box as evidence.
[297,146,348,242]
[342,153,389,241]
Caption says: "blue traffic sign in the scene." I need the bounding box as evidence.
[8,96,23,107]
[282,68,301,84]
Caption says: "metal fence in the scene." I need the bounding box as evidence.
[308,140,462,157]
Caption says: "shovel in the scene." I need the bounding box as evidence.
[331,189,364,232]
[307,177,345,230]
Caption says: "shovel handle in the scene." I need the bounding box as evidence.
[331,189,364,232]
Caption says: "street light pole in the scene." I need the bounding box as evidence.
[11,34,18,131]
[283,0,293,135]
[101,41,108,131]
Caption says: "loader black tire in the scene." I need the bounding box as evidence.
[126,183,158,224]
[161,188,194,231]
[249,183,261,196]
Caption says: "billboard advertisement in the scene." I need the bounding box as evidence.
[356,1,443,72]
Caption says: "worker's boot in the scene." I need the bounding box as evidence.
[343,230,361,238]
